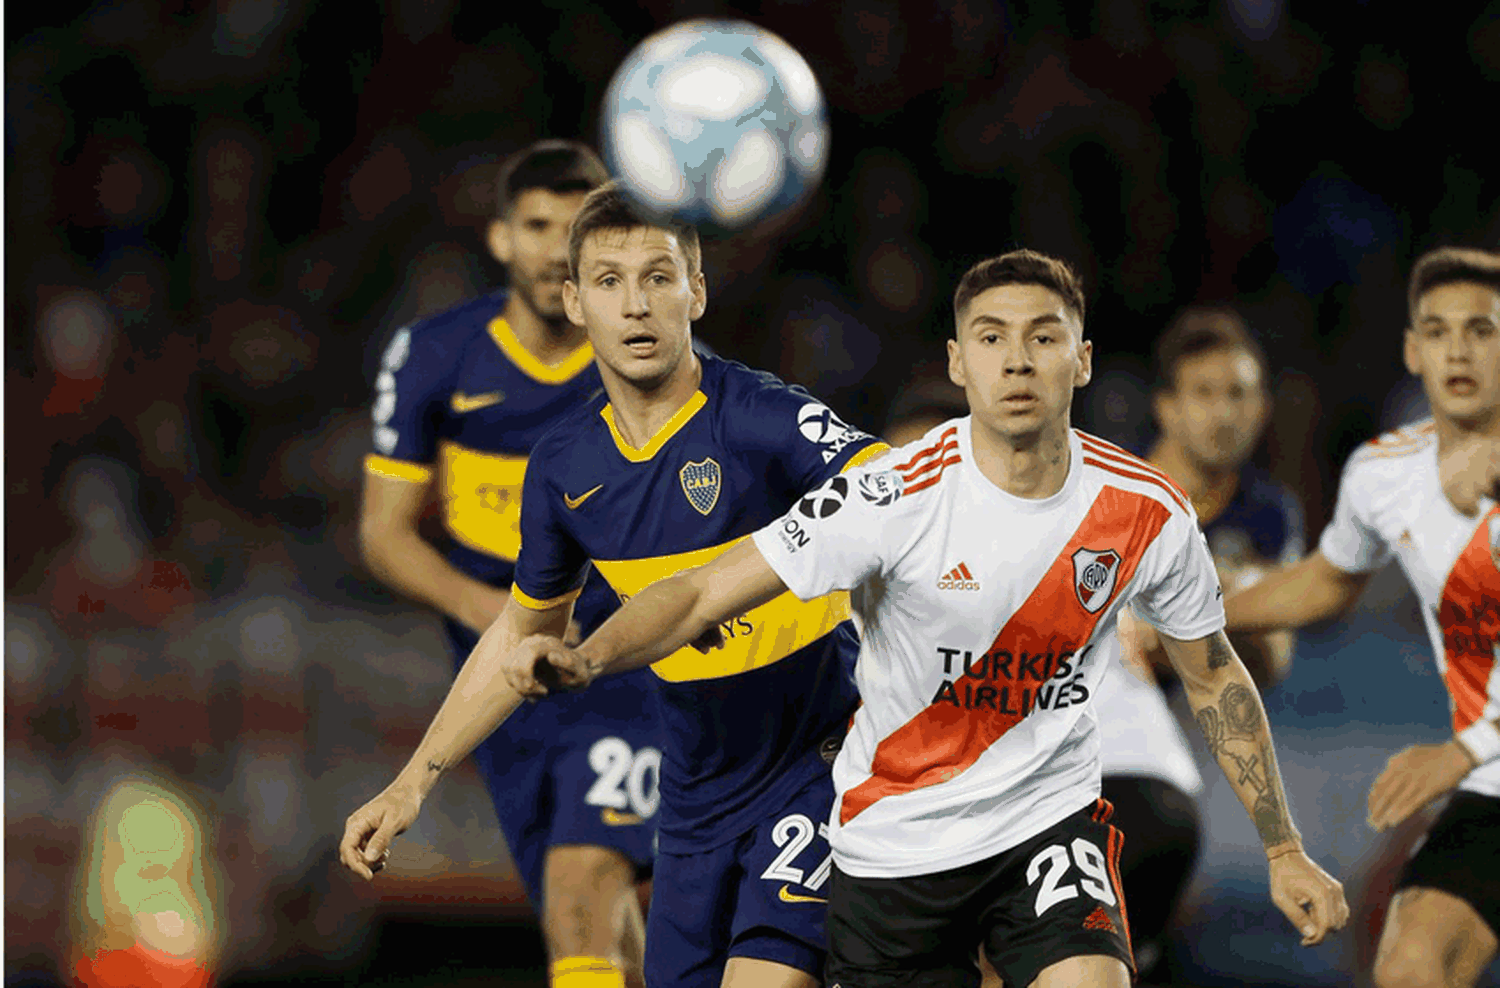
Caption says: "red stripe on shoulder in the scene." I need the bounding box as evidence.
[1083,456,1190,513]
[896,426,959,472]
[902,441,959,481]
[1078,435,1191,508]
[903,455,962,495]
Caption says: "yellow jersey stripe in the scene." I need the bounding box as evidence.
[364,454,433,484]
[512,583,583,611]
[439,442,528,561]
[593,537,851,682]
[841,441,892,472]
[487,316,595,384]
[600,391,709,463]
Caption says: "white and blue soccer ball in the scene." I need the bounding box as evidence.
[601,19,829,235]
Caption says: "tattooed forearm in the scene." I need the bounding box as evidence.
[425,760,447,776]
[1193,680,1297,848]
[1206,632,1233,670]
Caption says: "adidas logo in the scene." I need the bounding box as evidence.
[937,562,980,591]
[1083,905,1117,933]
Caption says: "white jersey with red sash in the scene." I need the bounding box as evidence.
[1320,419,1500,799]
[752,419,1225,878]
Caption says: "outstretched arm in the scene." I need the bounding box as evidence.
[506,538,789,696]
[1224,550,1372,634]
[339,596,570,878]
[1161,629,1349,945]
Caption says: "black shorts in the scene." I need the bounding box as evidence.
[825,799,1133,988]
[1397,791,1500,938]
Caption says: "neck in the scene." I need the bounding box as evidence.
[601,351,703,448]
[1148,437,1239,522]
[501,294,587,363]
[969,417,1072,499]
[1434,408,1500,451]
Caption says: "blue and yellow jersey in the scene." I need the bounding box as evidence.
[512,352,890,851]
[363,290,602,589]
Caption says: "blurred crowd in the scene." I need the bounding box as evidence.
[5,1,1498,985]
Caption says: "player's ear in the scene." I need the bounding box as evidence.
[562,279,586,328]
[689,271,707,321]
[1403,327,1421,376]
[487,217,513,266]
[947,337,966,389]
[1074,338,1093,388]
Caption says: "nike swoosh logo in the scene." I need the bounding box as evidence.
[600,807,644,827]
[777,884,827,905]
[451,391,505,413]
[564,484,604,510]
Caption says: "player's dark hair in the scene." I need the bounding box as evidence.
[1407,247,1500,320]
[952,250,1086,332]
[1153,306,1269,392]
[567,181,703,280]
[497,140,609,217]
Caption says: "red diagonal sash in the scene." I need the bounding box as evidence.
[1437,505,1500,731]
[840,486,1172,824]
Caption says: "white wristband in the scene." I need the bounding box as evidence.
[1456,719,1500,765]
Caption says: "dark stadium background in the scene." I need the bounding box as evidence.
[6,2,1498,986]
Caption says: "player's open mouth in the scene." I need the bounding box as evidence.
[1447,375,1478,395]
[624,333,657,353]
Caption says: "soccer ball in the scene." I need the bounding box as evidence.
[601,19,829,235]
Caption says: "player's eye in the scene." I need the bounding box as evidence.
[1033,334,1054,345]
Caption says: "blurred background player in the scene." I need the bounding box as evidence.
[344,183,890,988]
[356,143,661,988]
[1225,246,1500,988]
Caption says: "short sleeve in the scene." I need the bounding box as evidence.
[733,379,888,491]
[1132,511,1227,641]
[368,323,456,469]
[752,469,892,601]
[511,457,592,610]
[1318,455,1391,574]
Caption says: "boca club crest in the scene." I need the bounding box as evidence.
[1072,547,1121,613]
[679,458,722,515]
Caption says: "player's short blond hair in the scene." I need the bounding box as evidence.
[566,182,703,281]
[1407,247,1500,320]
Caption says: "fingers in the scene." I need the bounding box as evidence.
[1368,766,1424,831]
[688,624,725,653]
[1272,861,1349,948]
[340,810,382,880]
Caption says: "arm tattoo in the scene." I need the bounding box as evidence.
[425,760,446,776]
[1206,632,1233,671]
[1193,681,1295,847]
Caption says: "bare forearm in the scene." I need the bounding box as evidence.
[579,575,716,675]
[1225,554,1364,633]
[391,615,528,797]
[1182,638,1301,853]
[361,526,507,630]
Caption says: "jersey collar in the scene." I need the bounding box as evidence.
[487,315,594,384]
[600,390,708,463]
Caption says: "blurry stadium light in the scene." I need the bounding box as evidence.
[72,778,222,988]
